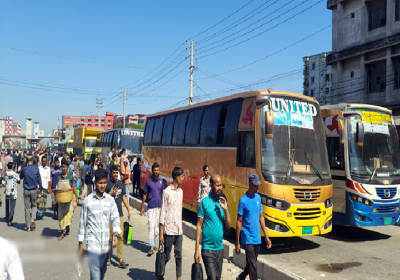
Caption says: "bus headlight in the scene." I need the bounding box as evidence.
[349,193,373,207]
[260,194,291,210]
[324,198,333,209]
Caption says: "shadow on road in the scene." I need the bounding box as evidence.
[41,227,60,238]
[320,225,391,242]
[130,239,150,254]
[259,237,320,255]
[127,267,155,279]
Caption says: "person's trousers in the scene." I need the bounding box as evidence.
[238,244,260,280]
[125,183,132,204]
[87,183,93,196]
[81,183,88,199]
[132,178,140,195]
[24,189,37,229]
[88,252,108,280]
[109,217,124,260]
[202,249,224,280]
[5,198,16,222]
[164,234,183,277]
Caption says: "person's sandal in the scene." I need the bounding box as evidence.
[31,220,36,230]
[118,260,129,268]
[58,233,65,241]
[107,261,111,266]
[147,249,154,256]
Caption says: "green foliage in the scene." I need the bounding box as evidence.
[115,123,145,130]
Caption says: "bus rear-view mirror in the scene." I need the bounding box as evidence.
[265,110,274,139]
[356,122,364,147]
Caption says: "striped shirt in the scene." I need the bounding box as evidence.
[77,192,121,254]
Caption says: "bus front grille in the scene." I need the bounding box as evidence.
[294,188,321,202]
[377,205,397,213]
[294,208,322,220]
[376,188,397,199]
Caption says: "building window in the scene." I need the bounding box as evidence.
[326,74,330,82]
[396,0,400,21]
[326,88,330,95]
[351,12,355,18]
[304,91,309,96]
[368,0,386,31]
[311,90,315,97]
[351,71,354,78]
[311,63,315,70]
[311,77,315,83]
[367,61,386,93]
[81,119,84,121]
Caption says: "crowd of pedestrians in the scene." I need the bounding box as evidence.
[1,148,272,280]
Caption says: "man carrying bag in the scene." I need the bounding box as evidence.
[105,165,131,268]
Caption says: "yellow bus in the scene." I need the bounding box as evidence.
[141,89,333,237]
[66,139,74,154]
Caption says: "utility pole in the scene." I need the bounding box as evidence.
[96,99,103,128]
[186,41,197,106]
[123,88,126,128]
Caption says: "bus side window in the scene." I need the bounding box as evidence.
[152,116,165,145]
[326,137,344,170]
[200,105,222,145]
[185,109,204,145]
[144,118,156,145]
[222,101,242,146]
[162,114,176,145]
[172,112,188,145]
[237,132,255,167]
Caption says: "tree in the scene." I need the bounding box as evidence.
[116,123,144,130]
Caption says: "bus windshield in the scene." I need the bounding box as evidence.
[260,97,330,179]
[86,139,97,147]
[348,109,400,178]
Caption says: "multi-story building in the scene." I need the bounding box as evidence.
[113,114,147,127]
[62,112,115,130]
[303,52,332,105]
[12,123,21,135]
[327,0,400,113]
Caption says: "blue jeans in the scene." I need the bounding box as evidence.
[125,183,132,204]
[88,252,108,280]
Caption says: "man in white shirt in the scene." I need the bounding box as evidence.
[0,237,24,280]
[37,156,51,220]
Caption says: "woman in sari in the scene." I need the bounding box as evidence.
[56,159,78,241]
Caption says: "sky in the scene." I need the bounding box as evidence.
[0,0,332,135]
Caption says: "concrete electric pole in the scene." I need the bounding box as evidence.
[58,116,60,142]
[123,88,126,128]
[96,99,103,128]
[186,41,197,106]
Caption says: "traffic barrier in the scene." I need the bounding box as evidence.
[128,195,302,280]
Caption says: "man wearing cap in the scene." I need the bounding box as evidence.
[235,174,272,280]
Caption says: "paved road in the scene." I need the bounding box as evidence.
[182,202,400,280]
[0,183,242,280]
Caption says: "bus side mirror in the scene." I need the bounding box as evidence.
[265,110,274,139]
[356,122,364,147]
[338,119,344,145]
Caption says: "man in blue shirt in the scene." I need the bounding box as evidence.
[20,155,43,231]
[236,174,272,280]
[194,174,231,280]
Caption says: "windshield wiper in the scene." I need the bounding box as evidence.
[305,151,325,181]
[285,138,295,182]
[370,151,379,182]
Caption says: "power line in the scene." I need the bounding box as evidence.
[196,0,324,59]
[0,45,148,70]
[187,0,255,41]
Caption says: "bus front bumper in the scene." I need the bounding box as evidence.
[352,199,400,227]
[263,204,333,237]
